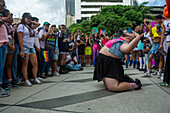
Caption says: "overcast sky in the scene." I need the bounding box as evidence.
[5,0,166,27]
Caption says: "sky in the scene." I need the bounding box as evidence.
[5,0,166,26]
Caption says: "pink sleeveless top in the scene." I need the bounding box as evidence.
[105,37,125,49]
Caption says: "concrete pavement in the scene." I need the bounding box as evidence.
[0,66,170,113]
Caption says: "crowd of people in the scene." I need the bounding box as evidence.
[0,0,170,97]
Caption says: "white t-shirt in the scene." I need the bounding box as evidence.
[66,55,77,65]
[34,30,40,49]
[38,29,47,49]
[17,24,34,48]
[164,19,170,41]
[144,32,153,44]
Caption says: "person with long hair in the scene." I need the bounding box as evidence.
[85,35,92,66]
[92,33,100,66]
[145,15,164,78]
[0,0,10,98]
[17,13,41,86]
[93,29,142,92]
[1,9,15,90]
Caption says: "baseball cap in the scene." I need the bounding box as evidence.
[43,22,50,26]
[22,13,32,19]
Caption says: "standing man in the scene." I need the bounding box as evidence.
[58,25,69,74]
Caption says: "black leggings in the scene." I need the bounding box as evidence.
[164,46,170,83]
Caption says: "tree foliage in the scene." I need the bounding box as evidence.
[69,1,152,36]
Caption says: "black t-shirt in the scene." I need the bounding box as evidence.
[58,33,69,52]
[78,40,85,51]
[86,39,91,47]
[139,31,144,43]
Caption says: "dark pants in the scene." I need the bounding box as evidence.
[40,49,53,75]
[164,46,170,83]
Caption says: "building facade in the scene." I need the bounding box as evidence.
[66,0,132,27]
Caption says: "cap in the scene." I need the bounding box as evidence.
[43,22,50,26]
[22,13,32,19]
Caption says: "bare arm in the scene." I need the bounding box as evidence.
[144,19,150,30]
[18,32,24,58]
[120,33,142,53]
[160,25,165,46]
[31,21,40,29]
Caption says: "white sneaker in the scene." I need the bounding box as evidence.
[25,80,32,87]
[157,72,161,78]
[161,76,164,80]
[38,77,43,81]
[56,71,60,76]
[34,78,42,85]
[53,71,60,76]
[145,72,151,77]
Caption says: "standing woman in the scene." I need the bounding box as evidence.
[0,0,10,97]
[2,9,15,87]
[132,26,140,68]
[138,25,144,70]
[85,35,92,66]
[92,33,100,66]
[58,25,70,74]
[93,29,142,92]
[17,13,40,86]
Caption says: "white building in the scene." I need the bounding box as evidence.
[75,0,132,22]
[66,0,132,26]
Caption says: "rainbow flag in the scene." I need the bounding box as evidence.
[41,51,49,62]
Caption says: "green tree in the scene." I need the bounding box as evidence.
[68,3,153,36]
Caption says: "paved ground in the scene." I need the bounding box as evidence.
[0,66,170,113]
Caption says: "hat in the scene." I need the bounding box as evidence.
[43,22,50,26]
[22,13,32,19]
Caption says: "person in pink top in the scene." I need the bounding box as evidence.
[93,29,142,92]
[0,0,10,98]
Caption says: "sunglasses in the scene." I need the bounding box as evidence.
[0,2,7,8]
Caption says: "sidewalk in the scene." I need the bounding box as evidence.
[0,67,170,113]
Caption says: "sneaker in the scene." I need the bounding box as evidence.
[160,83,170,87]
[25,80,32,87]
[134,79,142,90]
[46,73,53,77]
[40,74,47,79]
[34,78,42,85]
[153,71,157,76]
[56,71,60,76]
[144,72,151,77]
[12,83,18,88]
[161,76,164,80]
[38,77,43,81]
[157,72,161,78]
[0,87,10,98]
[53,71,59,76]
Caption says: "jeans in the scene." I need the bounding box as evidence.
[164,46,170,83]
[11,44,18,83]
[65,64,81,71]
[0,43,7,82]
[40,49,53,74]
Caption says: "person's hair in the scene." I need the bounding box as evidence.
[116,29,126,37]
[12,23,17,27]
[51,25,56,28]
[20,16,26,25]
[1,9,10,17]
[32,17,39,22]
[155,15,163,19]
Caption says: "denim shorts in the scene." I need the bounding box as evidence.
[52,49,59,61]
[7,39,14,54]
[23,45,36,54]
[148,42,160,54]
